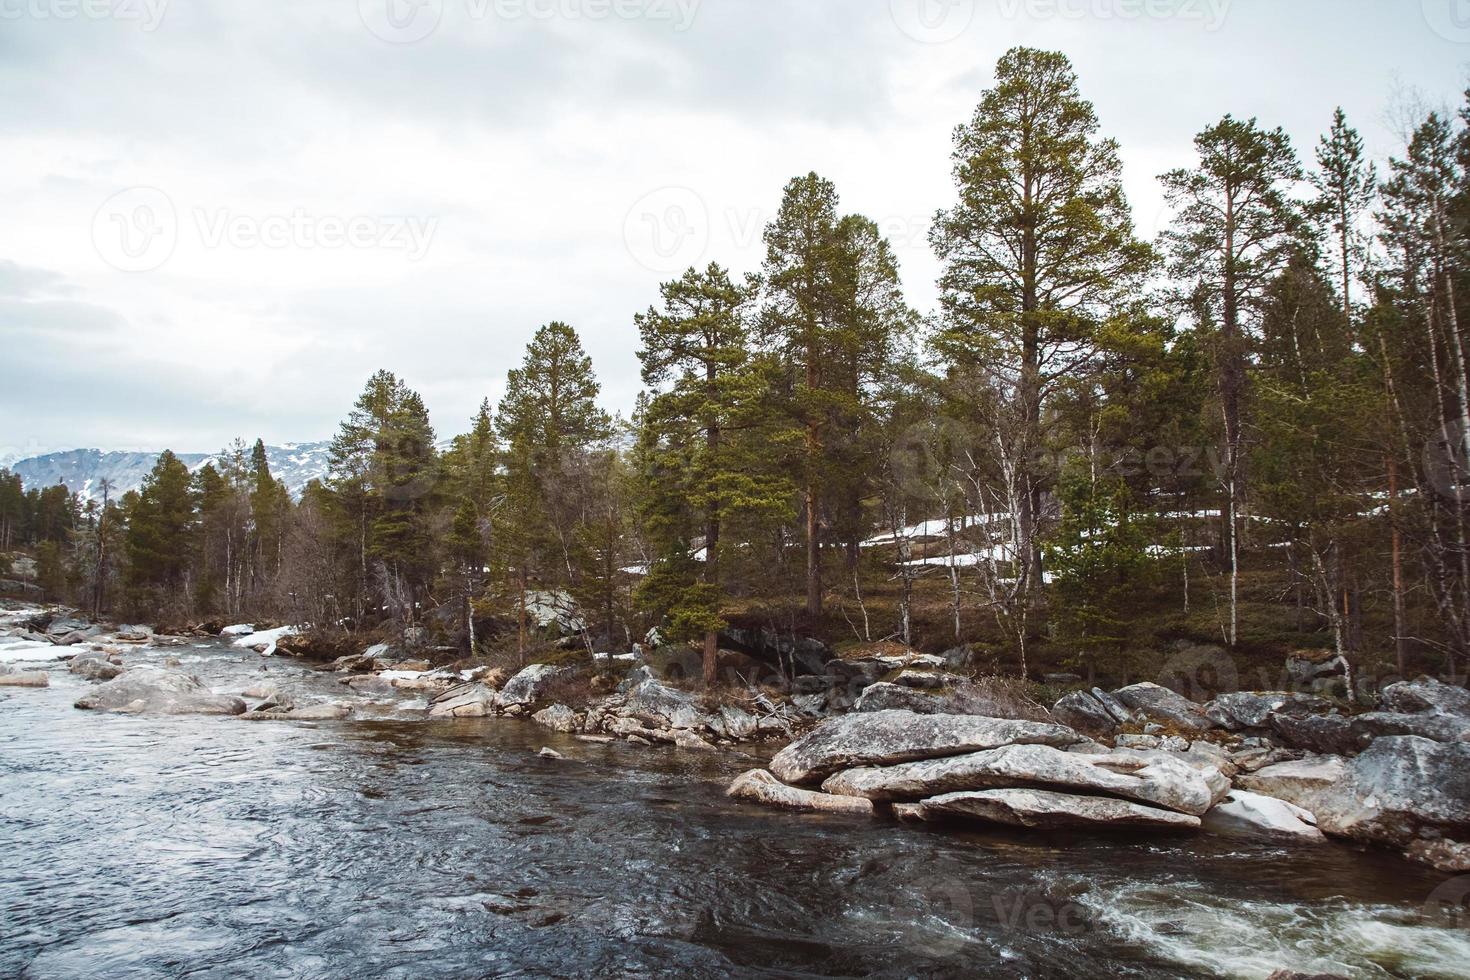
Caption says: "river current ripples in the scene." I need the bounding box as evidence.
[2,625,1469,979]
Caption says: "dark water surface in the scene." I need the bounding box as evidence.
[2,631,1468,979]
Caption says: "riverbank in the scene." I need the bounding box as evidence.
[4,601,1470,978]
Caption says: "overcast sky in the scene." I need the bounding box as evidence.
[2,0,1467,458]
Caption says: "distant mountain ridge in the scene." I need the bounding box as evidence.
[8,443,335,501]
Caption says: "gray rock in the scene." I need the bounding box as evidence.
[532,703,579,733]
[538,747,564,760]
[1205,691,1330,730]
[1112,682,1215,732]
[621,679,709,730]
[893,669,968,690]
[1237,756,1349,815]
[1090,687,1138,725]
[46,616,92,636]
[716,705,758,740]
[1201,790,1325,842]
[769,710,1085,786]
[498,664,575,707]
[73,667,245,715]
[617,664,654,693]
[821,743,1218,815]
[919,788,1201,831]
[1378,678,1470,719]
[1285,651,1349,694]
[1051,690,1120,738]
[1350,711,1470,745]
[1307,737,1470,849]
[0,668,49,687]
[1269,713,1357,755]
[428,682,498,718]
[246,702,352,721]
[853,680,1048,720]
[69,658,124,681]
[727,769,874,816]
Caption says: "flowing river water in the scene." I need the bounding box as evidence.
[2,623,1470,979]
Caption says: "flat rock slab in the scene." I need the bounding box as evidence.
[727,769,874,816]
[920,788,1201,831]
[821,743,1216,815]
[770,710,1084,786]
[74,667,245,716]
[0,670,49,687]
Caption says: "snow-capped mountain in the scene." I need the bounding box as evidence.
[8,443,335,502]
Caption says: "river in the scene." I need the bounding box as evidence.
[2,625,1469,979]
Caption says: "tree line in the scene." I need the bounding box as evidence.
[6,47,1470,687]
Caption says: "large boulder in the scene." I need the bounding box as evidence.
[46,616,93,636]
[532,703,579,733]
[619,679,710,731]
[727,769,874,816]
[73,667,246,715]
[820,743,1218,815]
[1349,711,1470,745]
[1237,756,1349,814]
[1111,682,1216,732]
[1271,710,1470,755]
[851,681,1043,718]
[427,682,498,718]
[1200,790,1326,842]
[919,788,1201,831]
[1051,690,1121,738]
[769,710,1085,786]
[1379,677,1470,718]
[1269,713,1358,756]
[720,627,831,677]
[246,702,353,721]
[1307,737,1470,851]
[498,664,575,708]
[1205,691,1330,730]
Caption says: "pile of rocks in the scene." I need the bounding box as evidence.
[727,675,1470,870]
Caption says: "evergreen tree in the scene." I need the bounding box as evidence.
[124,450,199,612]
[932,47,1154,612]
[1161,114,1304,646]
[635,263,791,682]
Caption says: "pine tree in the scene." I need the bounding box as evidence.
[496,322,612,651]
[932,47,1154,612]
[1313,108,1377,328]
[1161,114,1304,647]
[635,263,791,682]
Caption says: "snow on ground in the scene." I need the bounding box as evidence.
[230,626,297,656]
[0,636,63,663]
[220,624,257,637]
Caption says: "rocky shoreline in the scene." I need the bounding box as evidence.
[4,601,1469,879]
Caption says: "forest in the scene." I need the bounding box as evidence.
[5,46,1469,695]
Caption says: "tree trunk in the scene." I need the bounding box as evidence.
[1389,455,1408,677]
